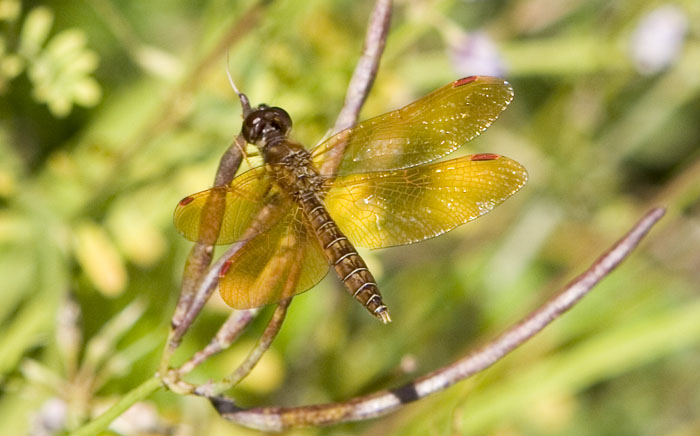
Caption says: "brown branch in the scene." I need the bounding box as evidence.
[176,308,260,376]
[170,201,283,349]
[164,0,392,395]
[196,297,292,397]
[171,0,393,341]
[320,0,393,175]
[129,0,274,376]
[167,0,394,362]
[169,140,244,333]
[195,241,302,396]
[160,137,245,378]
[209,207,666,432]
[169,134,247,331]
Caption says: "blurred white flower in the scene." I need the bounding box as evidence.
[111,402,162,435]
[30,398,67,436]
[448,31,506,77]
[629,5,688,75]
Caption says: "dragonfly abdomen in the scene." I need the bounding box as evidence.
[300,194,391,323]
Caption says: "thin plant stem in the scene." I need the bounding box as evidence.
[204,236,303,394]
[197,298,292,397]
[82,0,271,215]
[176,308,259,376]
[189,243,301,396]
[321,0,393,175]
[167,142,244,334]
[160,137,244,378]
[164,0,393,395]
[209,208,666,431]
[68,376,163,436]
[171,0,394,352]
[171,201,283,350]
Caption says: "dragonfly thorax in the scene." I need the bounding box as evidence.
[266,142,322,195]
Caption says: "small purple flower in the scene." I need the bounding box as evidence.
[629,5,688,75]
[448,31,506,77]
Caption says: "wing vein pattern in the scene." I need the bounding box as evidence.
[323,154,527,249]
[312,76,514,175]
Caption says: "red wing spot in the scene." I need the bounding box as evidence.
[471,153,500,161]
[179,196,195,206]
[220,260,232,277]
[453,76,479,87]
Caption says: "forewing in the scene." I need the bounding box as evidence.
[173,166,274,245]
[218,206,329,309]
[323,154,527,248]
[312,76,514,176]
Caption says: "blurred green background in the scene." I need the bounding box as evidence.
[1,0,699,434]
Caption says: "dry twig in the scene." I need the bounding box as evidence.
[164,0,394,386]
[209,208,666,431]
[158,0,274,378]
[322,0,393,175]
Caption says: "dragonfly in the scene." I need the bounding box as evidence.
[174,76,527,324]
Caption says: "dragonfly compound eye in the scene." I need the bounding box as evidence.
[242,112,265,143]
[242,107,292,144]
[268,107,292,132]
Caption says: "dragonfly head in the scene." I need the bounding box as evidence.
[242,105,292,148]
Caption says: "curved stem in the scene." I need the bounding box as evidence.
[173,201,282,346]
[166,142,243,336]
[176,308,259,376]
[197,298,292,397]
[210,208,666,431]
[159,1,273,375]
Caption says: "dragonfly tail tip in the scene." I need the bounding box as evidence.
[378,310,392,324]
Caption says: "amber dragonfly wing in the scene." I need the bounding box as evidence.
[216,206,329,309]
[173,166,276,245]
[311,76,514,176]
[322,153,527,249]
[174,167,329,308]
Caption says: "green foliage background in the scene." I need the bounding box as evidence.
[1,0,699,434]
